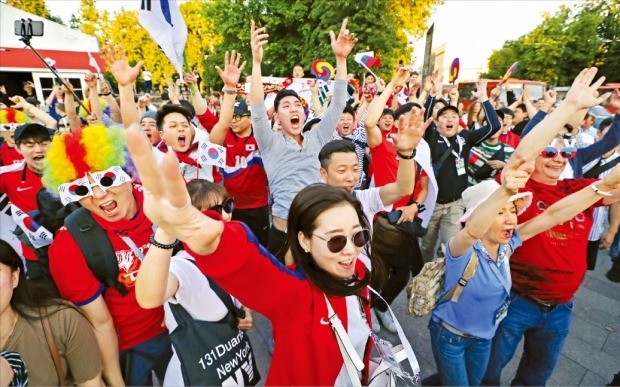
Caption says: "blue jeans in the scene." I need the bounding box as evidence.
[610,231,620,260]
[428,318,492,386]
[482,291,573,386]
[119,331,172,386]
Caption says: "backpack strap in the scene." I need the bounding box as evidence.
[64,208,127,296]
[438,250,479,304]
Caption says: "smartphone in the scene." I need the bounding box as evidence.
[386,210,402,225]
[14,19,44,37]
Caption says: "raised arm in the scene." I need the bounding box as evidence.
[60,83,82,131]
[208,51,247,145]
[102,44,144,128]
[185,72,208,116]
[9,96,57,129]
[309,79,324,117]
[249,20,267,106]
[84,72,103,119]
[100,79,122,124]
[522,87,538,119]
[509,68,611,168]
[378,106,431,208]
[365,66,411,147]
[518,164,620,241]
[135,227,180,308]
[449,158,531,257]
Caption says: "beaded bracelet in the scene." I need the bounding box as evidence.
[149,234,180,249]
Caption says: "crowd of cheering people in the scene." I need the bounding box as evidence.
[1,17,620,387]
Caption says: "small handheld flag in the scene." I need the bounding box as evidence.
[448,58,460,84]
[499,62,519,86]
[311,59,334,82]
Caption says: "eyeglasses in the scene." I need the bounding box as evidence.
[208,197,234,214]
[541,146,577,159]
[313,229,370,254]
[57,166,131,205]
[231,114,250,123]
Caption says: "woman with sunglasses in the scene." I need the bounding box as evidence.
[136,180,256,386]
[125,107,408,385]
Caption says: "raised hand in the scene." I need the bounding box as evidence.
[84,72,98,89]
[430,69,443,96]
[391,106,432,152]
[563,68,611,110]
[471,79,489,102]
[330,18,358,59]
[125,125,223,255]
[501,157,533,195]
[215,50,247,88]
[8,95,27,109]
[609,89,620,111]
[602,162,620,190]
[183,72,198,86]
[250,21,268,64]
[391,66,412,88]
[102,44,144,87]
[449,87,459,101]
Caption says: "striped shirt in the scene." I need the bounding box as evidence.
[0,351,28,386]
[587,152,620,241]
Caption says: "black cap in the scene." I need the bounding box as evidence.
[14,123,53,143]
[437,105,460,117]
[233,99,250,116]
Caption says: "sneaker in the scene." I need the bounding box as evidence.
[606,261,620,283]
[376,309,397,334]
[369,308,381,333]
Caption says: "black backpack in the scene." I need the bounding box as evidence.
[16,189,128,296]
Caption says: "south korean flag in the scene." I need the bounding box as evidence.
[198,141,226,168]
[11,204,54,248]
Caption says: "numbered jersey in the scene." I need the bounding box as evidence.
[220,131,269,209]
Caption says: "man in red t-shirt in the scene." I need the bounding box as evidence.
[0,123,50,275]
[45,124,171,386]
[483,70,620,386]
[0,126,23,166]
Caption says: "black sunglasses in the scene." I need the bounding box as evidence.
[208,197,234,214]
[313,229,370,254]
[541,146,577,159]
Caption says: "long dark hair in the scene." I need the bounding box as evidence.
[0,240,76,320]
[283,184,385,296]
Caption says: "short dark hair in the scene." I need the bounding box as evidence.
[156,104,193,131]
[303,118,321,133]
[186,179,227,211]
[515,103,526,112]
[381,108,394,118]
[342,105,355,117]
[161,91,169,100]
[599,117,613,132]
[282,184,384,296]
[318,140,357,169]
[179,100,196,118]
[273,89,301,112]
[394,102,422,120]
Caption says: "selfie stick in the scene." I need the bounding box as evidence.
[18,19,91,114]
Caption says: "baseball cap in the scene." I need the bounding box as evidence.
[234,100,250,116]
[14,123,53,143]
[437,105,460,117]
[141,110,157,123]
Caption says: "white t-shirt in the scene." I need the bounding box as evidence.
[163,252,241,386]
[355,187,386,268]
[334,295,371,386]
[142,70,152,81]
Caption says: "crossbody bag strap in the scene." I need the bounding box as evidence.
[438,250,480,303]
[432,140,455,173]
[323,294,364,387]
[39,306,66,386]
[368,287,421,380]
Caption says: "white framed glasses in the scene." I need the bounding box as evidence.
[57,166,131,205]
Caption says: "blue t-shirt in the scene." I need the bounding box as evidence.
[432,231,522,339]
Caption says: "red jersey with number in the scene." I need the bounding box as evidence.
[48,186,166,350]
[511,178,600,304]
[0,142,23,166]
[220,130,268,209]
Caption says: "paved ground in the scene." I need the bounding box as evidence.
[246,249,620,386]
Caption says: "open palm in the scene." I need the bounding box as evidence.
[102,44,143,87]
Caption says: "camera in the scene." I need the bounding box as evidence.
[14,19,44,38]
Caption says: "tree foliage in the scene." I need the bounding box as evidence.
[7,0,49,18]
[483,0,618,85]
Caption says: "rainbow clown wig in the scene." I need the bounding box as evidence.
[0,107,31,127]
[42,124,131,193]
[79,98,111,117]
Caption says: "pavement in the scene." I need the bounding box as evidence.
[246,249,620,386]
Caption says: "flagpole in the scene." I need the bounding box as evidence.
[182,51,196,96]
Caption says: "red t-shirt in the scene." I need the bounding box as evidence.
[512,178,599,304]
[220,130,268,209]
[369,132,417,208]
[0,162,44,261]
[0,142,23,166]
[499,131,520,149]
[48,186,166,350]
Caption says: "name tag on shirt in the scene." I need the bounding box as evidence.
[455,157,466,176]
[495,299,510,324]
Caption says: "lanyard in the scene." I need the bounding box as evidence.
[478,244,511,297]
[439,134,463,160]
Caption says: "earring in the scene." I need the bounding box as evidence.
[304,249,309,253]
